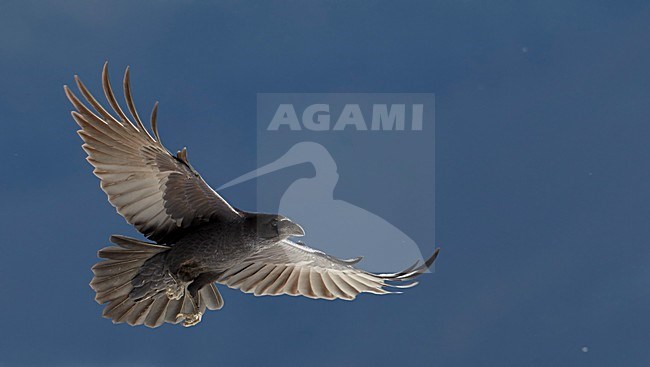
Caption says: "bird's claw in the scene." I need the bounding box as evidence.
[177,312,202,327]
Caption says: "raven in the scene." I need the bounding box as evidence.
[64,63,440,328]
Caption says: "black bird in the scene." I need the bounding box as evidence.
[64,63,440,328]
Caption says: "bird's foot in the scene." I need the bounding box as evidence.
[177,312,202,327]
[166,286,184,300]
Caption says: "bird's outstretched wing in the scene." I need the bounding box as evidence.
[65,63,241,243]
[218,240,439,300]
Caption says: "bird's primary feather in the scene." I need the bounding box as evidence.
[65,62,241,244]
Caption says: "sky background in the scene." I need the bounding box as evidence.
[1,1,649,366]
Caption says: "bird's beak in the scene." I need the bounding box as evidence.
[278,218,305,237]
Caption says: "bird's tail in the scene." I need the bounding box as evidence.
[89,235,223,328]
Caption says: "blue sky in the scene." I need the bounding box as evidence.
[1,1,649,366]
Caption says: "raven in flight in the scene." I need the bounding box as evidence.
[64,63,440,328]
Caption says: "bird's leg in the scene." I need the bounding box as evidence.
[165,271,185,300]
[177,292,201,327]
[177,272,220,327]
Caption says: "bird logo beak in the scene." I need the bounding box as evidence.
[218,142,332,191]
[278,218,305,237]
[218,148,305,190]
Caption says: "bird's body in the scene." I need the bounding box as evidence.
[164,217,262,274]
[65,63,439,328]
[135,214,300,299]
[133,221,252,299]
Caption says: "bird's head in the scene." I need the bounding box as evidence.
[247,213,305,243]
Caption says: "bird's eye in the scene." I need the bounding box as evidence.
[271,220,278,228]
